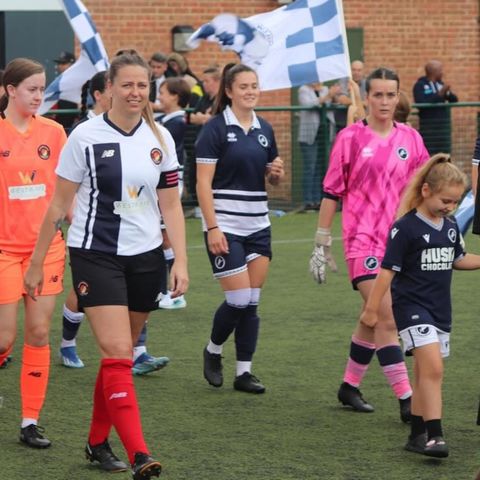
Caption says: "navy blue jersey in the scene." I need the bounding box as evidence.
[157,111,186,166]
[195,106,278,236]
[382,210,465,332]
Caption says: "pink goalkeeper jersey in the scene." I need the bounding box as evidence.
[323,120,429,259]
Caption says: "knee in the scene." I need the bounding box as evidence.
[0,336,15,354]
[26,323,49,346]
[225,288,251,310]
[421,361,444,383]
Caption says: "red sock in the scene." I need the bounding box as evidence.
[21,344,50,420]
[102,358,149,464]
[88,366,112,445]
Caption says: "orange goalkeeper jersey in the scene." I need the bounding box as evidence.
[0,114,66,253]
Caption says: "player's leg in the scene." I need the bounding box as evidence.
[20,294,56,448]
[60,287,85,368]
[132,322,169,376]
[232,254,269,394]
[203,233,251,388]
[371,285,412,423]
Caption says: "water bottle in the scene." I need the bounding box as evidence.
[270,209,286,217]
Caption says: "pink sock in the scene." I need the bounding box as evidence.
[343,336,376,387]
[382,363,412,399]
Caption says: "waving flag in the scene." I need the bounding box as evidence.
[39,0,109,114]
[187,0,350,91]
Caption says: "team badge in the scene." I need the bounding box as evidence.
[150,148,163,165]
[391,227,399,239]
[77,281,89,296]
[364,256,378,271]
[37,144,50,160]
[396,147,409,161]
[447,228,456,243]
[416,325,430,336]
[214,256,226,270]
[257,134,268,147]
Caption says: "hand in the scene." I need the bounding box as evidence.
[207,227,229,256]
[169,261,189,299]
[24,263,44,300]
[267,157,285,185]
[315,227,338,272]
[360,310,378,328]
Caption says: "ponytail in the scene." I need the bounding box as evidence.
[397,153,467,218]
[80,80,90,118]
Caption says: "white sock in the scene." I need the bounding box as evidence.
[61,338,76,348]
[207,340,222,355]
[21,418,37,428]
[133,346,147,361]
[236,361,251,377]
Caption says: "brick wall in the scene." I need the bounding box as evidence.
[83,0,480,200]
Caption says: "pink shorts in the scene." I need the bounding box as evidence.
[346,255,383,290]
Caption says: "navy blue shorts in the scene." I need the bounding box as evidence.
[69,246,166,312]
[204,227,272,279]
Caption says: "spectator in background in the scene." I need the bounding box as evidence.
[350,60,367,102]
[190,66,221,126]
[298,82,336,210]
[149,52,168,115]
[52,51,78,130]
[413,60,458,154]
[346,79,366,126]
[330,81,352,134]
[167,52,204,108]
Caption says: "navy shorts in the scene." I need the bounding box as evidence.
[69,246,166,312]
[204,227,272,279]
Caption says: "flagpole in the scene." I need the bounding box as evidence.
[336,0,352,79]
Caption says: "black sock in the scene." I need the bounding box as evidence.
[410,415,425,438]
[425,419,443,439]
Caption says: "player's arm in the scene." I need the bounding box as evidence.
[24,176,79,298]
[472,165,478,196]
[360,268,396,327]
[196,162,229,255]
[453,253,480,270]
[157,186,189,298]
[266,156,285,186]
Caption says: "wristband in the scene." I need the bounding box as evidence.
[207,226,218,232]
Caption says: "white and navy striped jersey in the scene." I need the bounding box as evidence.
[56,113,179,256]
[195,106,278,236]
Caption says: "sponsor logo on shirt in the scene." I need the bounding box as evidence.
[257,134,269,147]
[101,149,115,158]
[397,147,409,160]
[420,247,454,271]
[37,144,50,160]
[361,147,373,157]
[150,148,163,165]
[422,234,430,243]
[391,227,399,239]
[9,172,46,200]
[127,185,145,199]
[114,186,149,215]
[227,132,237,143]
[0,149,10,157]
[77,281,89,296]
[447,228,456,243]
[364,256,378,271]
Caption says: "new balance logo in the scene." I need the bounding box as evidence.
[109,392,128,400]
[422,234,430,243]
[0,150,10,157]
[101,149,115,158]
[391,227,399,239]
[28,371,42,377]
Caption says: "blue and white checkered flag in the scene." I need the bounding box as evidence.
[39,0,109,114]
[187,0,350,91]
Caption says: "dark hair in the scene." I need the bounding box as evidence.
[394,91,411,123]
[150,52,167,64]
[365,67,399,93]
[109,52,167,153]
[80,71,107,117]
[212,63,257,115]
[0,58,44,112]
[160,77,191,108]
[203,66,221,80]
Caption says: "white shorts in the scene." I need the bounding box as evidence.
[399,324,450,358]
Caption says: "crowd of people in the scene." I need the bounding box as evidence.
[0,45,473,479]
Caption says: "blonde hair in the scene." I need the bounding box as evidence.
[397,153,467,218]
[109,51,167,155]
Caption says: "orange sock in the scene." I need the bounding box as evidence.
[0,344,13,366]
[21,344,50,420]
